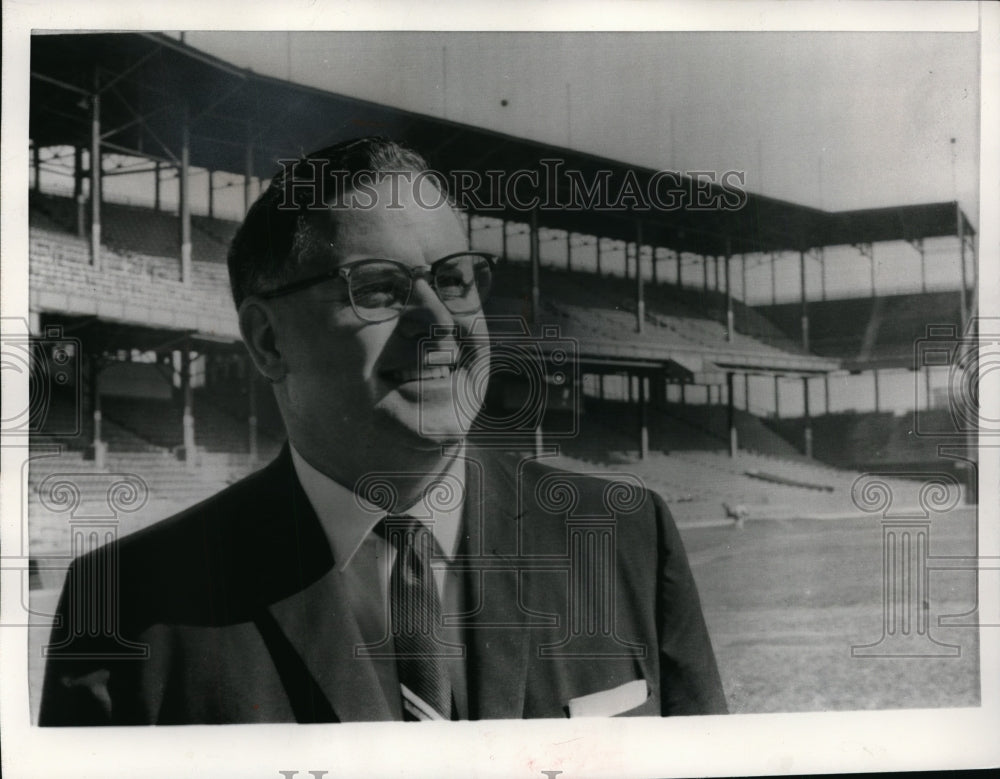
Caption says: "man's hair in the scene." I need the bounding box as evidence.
[227,136,434,308]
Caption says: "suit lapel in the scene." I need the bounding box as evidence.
[265,564,400,722]
[459,448,531,719]
[255,447,400,722]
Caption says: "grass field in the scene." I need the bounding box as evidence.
[686,509,980,713]
[26,508,980,722]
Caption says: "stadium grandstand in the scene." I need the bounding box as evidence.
[24,31,977,581]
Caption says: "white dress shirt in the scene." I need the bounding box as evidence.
[288,442,469,717]
[289,443,464,599]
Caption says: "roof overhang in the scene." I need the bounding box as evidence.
[30,32,974,260]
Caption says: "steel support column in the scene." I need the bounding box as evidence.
[774,375,781,418]
[725,242,734,343]
[566,231,572,272]
[179,104,192,285]
[799,250,809,351]
[727,371,737,458]
[916,238,926,294]
[873,368,880,413]
[208,170,214,219]
[154,161,161,211]
[771,253,777,305]
[73,145,85,238]
[32,142,41,192]
[869,247,876,297]
[89,80,102,270]
[595,238,602,277]
[635,221,645,334]
[853,242,876,299]
[970,220,978,305]
[958,206,968,328]
[638,373,649,459]
[181,345,196,467]
[88,355,105,469]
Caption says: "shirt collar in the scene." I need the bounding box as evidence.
[289,442,465,571]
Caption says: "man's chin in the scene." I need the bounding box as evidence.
[401,416,468,450]
[373,410,469,453]
[403,432,466,454]
[374,392,472,444]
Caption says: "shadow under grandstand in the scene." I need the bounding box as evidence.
[30,190,236,266]
[754,291,964,367]
[489,262,802,354]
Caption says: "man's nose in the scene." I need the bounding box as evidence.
[396,278,456,337]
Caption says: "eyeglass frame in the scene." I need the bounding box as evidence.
[255,250,497,323]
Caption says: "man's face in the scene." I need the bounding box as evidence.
[267,176,490,467]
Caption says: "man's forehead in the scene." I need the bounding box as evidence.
[322,177,465,258]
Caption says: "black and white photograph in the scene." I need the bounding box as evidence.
[2,2,998,777]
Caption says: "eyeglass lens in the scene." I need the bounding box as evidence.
[349,254,492,321]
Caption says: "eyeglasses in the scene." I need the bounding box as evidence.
[257,252,496,323]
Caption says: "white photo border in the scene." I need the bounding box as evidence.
[2,2,997,777]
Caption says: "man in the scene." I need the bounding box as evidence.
[39,137,726,724]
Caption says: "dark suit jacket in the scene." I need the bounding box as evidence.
[39,446,726,724]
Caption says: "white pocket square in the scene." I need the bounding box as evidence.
[567,679,649,718]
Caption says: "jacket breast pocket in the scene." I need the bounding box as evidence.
[566,679,654,718]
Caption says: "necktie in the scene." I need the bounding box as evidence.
[381,517,453,721]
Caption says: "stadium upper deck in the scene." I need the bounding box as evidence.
[25,32,976,464]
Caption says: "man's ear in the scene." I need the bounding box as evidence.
[238,298,287,383]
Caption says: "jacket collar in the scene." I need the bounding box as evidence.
[259,445,401,722]
[257,443,534,722]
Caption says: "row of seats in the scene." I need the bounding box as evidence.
[26,447,262,559]
[657,402,809,461]
[754,291,964,361]
[30,229,238,337]
[547,442,960,524]
[29,191,238,266]
[36,386,284,453]
[488,265,796,355]
[761,410,962,469]
[28,389,962,560]
[33,191,955,367]
[31,193,807,365]
[95,394,283,454]
[28,432,959,561]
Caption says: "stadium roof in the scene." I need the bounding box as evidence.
[30,32,974,259]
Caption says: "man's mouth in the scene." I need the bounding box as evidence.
[383,364,454,384]
[382,348,458,384]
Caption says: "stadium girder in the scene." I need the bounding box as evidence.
[28,32,974,464]
[30,32,975,259]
